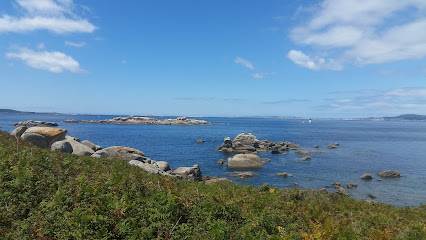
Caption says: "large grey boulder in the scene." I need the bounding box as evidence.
[227,154,265,168]
[11,126,28,138]
[129,160,160,174]
[65,136,80,142]
[92,146,144,161]
[65,139,95,156]
[51,140,73,153]
[156,161,171,171]
[171,164,202,181]
[21,127,67,147]
[81,140,98,151]
[378,170,402,178]
[21,133,48,148]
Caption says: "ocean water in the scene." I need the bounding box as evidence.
[1,113,425,207]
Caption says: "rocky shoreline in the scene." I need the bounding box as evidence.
[11,126,203,181]
[65,116,211,125]
[10,125,404,200]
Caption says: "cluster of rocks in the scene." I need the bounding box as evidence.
[216,133,300,154]
[13,120,58,127]
[65,116,211,125]
[360,170,402,180]
[10,125,202,181]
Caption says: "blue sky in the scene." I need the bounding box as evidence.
[1,0,426,117]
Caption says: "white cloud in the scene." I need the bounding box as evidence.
[251,72,276,79]
[234,56,254,70]
[289,0,426,69]
[0,0,96,34]
[65,41,85,47]
[5,47,85,73]
[287,50,342,70]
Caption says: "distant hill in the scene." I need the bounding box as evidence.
[0,109,34,114]
[383,114,426,121]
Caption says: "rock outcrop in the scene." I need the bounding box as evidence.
[336,187,349,196]
[51,140,73,153]
[65,116,211,125]
[378,170,402,178]
[216,133,300,154]
[13,120,58,127]
[21,127,67,148]
[66,139,95,156]
[10,125,203,181]
[171,165,202,181]
[92,146,144,161]
[227,154,265,168]
[347,183,358,189]
[10,126,27,138]
[81,140,102,151]
[300,156,312,161]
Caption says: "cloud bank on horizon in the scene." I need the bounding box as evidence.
[288,0,426,70]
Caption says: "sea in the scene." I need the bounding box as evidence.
[1,113,425,207]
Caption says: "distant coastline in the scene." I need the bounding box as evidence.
[1,109,426,122]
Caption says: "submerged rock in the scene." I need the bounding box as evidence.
[328,143,339,149]
[196,138,205,143]
[300,156,311,161]
[347,183,358,189]
[360,173,373,180]
[378,170,402,178]
[229,171,255,178]
[276,172,293,177]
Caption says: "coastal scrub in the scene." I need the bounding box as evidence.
[0,131,424,239]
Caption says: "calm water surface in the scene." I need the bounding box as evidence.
[1,113,425,207]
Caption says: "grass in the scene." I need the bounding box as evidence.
[0,130,425,239]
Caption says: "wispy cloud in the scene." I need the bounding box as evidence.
[234,56,254,70]
[318,88,426,114]
[288,0,426,70]
[287,50,342,70]
[6,47,85,73]
[251,72,276,79]
[0,0,96,34]
[263,99,309,104]
[65,41,86,47]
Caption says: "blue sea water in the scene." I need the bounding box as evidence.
[1,113,425,207]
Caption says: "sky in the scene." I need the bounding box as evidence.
[1,0,426,118]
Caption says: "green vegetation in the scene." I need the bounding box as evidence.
[0,130,425,239]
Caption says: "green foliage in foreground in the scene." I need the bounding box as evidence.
[0,131,425,239]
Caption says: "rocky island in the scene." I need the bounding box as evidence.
[65,116,211,125]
